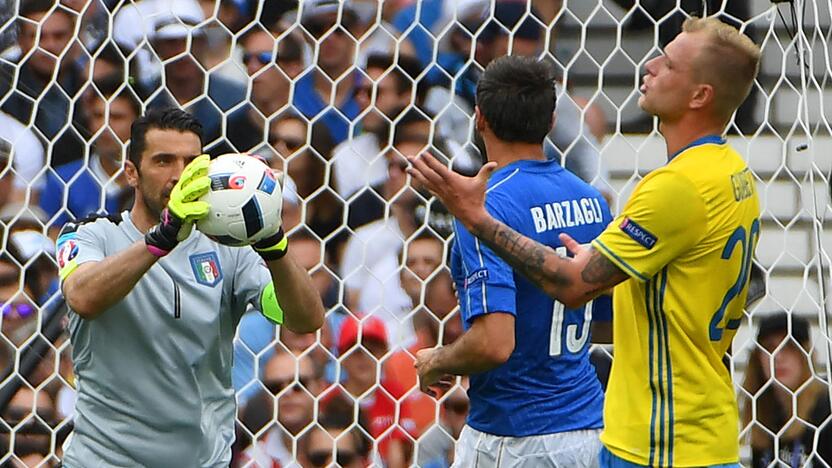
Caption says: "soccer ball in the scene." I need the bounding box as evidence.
[196,154,283,246]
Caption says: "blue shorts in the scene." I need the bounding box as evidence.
[599,446,741,468]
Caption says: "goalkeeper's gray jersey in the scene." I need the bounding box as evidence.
[58,211,272,468]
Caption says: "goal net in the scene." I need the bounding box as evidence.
[0,0,830,466]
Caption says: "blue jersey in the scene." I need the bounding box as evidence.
[450,158,612,437]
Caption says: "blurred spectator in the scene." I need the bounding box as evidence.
[277,176,301,233]
[1,0,85,168]
[742,313,831,467]
[268,113,342,242]
[0,116,43,203]
[145,7,245,151]
[1,382,56,466]
[232,228,335,404]
[62,0,111,48]
[196,0,248,84]
[398,231,446,310]
[301,414,368,468]
[345,111,458,232]
[294,0,362,144]
[81,39,133,86]
[198,0,245,32]
[332,52,420,199]
[1,203,48,234]
[383,232,449,434]
[389,268,463,387]
[486,0,546,58]
[349,0,406,66]
[4,206,58,304]
[111,0,204,83]
[240,351,320,467]
[223,27,304,154]
[340,139,418,345]
[433,10,491,109]
[0,141,18,216]
[320,315,416,467]
[416,384,470,468]
[40,77,139,234]
[0,242,42,366]
[392,0,485,80]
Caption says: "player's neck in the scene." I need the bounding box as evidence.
[130,199,157,234]
[484,139,546,169]
[659,116,725,161]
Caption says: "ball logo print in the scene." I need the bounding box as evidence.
[196,154,283,246]
[228,175,246,189]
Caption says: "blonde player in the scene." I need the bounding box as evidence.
[409,17,761,468]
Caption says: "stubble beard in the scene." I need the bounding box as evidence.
[140,179,169,222]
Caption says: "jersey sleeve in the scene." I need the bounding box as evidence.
[591,195,615,322]
[56,221,106,285]
[592,170,707,282]
[232,247,276,322]
[452,200,517,327]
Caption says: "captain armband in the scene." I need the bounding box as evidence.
[260,282,284,324]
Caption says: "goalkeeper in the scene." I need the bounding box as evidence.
[56,108,324,467]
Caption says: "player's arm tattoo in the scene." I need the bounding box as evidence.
[472,218,628,301]
[473,218,572,295]
[582,248,629,287]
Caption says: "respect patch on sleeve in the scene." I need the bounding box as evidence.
[464,268,489,288]
[619,218,658,249]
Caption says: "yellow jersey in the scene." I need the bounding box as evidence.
[592,136,760,467]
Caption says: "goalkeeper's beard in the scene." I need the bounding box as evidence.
[138,179,171,222]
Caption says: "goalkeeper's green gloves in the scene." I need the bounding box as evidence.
[145,155,211,257]
[253,227,288,261]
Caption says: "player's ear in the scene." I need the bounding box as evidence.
[124,160,139,188]
[690,83,715,111]
[474,106,487,134]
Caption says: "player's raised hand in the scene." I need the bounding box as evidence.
[415,348,454,398]
[407,154,498,233]
[559,233,589,259]
[145,155,211,256]
[168,154,211,223]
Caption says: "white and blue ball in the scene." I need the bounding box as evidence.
[196,153,283,246]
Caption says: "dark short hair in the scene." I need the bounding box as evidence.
[476,55,556,143]
[127,108,203,168]
[365,53,426,102]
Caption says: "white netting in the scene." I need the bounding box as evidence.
[0,0,830,466]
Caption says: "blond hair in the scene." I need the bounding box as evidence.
[683,17,761,123]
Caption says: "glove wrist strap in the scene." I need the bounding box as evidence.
[145,241,170,258]
[254,235,288,261]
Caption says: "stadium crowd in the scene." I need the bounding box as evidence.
[0,0,829,467]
